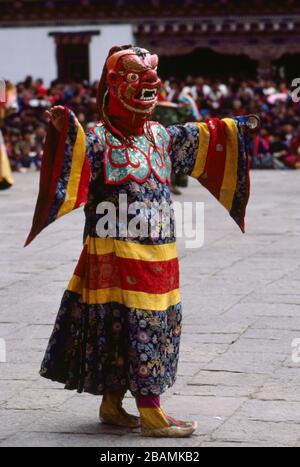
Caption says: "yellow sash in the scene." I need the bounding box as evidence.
[0,130,14,188]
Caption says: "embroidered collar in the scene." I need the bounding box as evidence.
[94,122,172,185]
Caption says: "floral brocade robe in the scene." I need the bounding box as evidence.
[26,108,250,397]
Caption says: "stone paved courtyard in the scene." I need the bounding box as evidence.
[0,171,300,447]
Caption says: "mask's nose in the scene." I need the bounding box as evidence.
[143,69,160,85]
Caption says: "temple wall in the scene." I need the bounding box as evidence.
[0,24,134,85]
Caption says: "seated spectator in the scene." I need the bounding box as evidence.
[251,128,273,169]
[269,131,289,169]
[17,143,40,172]
[286,128,300,169]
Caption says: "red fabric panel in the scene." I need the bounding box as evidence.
[116,256,179,293]
[78,252,179,294]
[86,252,121,290]
[74,156,91,209]
[199,118,227,201]
[24,108,70,246]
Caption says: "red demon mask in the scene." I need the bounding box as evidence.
[97,46,161,140]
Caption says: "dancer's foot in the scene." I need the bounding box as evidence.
[166,415,196,428]
[99,391,140,428]
[141,417,197,437]
[99,406,140,428]
[137,395,197,437]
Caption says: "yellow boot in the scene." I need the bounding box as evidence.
[99,391,140,428]
[137,396,197,438]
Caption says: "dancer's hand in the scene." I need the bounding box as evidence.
[45,106,66,132]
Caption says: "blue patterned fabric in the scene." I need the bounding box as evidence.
[83,123,176,245]
[167,123,199,175]
[40,291,182,396]
[230,117,251,229]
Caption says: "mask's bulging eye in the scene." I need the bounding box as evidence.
[127,73,139,82]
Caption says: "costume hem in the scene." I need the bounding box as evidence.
[39,371,176,398]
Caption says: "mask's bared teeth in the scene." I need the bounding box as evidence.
[139,88,157,101]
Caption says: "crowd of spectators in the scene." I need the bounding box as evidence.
[1,74,300,172]
[162,76,300,169]
[1,77,99,172]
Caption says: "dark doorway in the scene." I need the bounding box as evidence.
[274,54,300,83]
[158,48,258,80]
[49,30,100,83]
[56,43,90,82]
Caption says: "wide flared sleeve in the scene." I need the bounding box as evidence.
[167,117,253,233]
[25,107,91,246]
[0,129,14,190]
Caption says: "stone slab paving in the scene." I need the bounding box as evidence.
[0,171,299,447]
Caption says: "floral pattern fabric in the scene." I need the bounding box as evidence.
[167,123,199,175]
[40,291,182,397]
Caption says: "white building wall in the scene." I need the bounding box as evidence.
[90,25,134,84]
[0,24,134,86]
